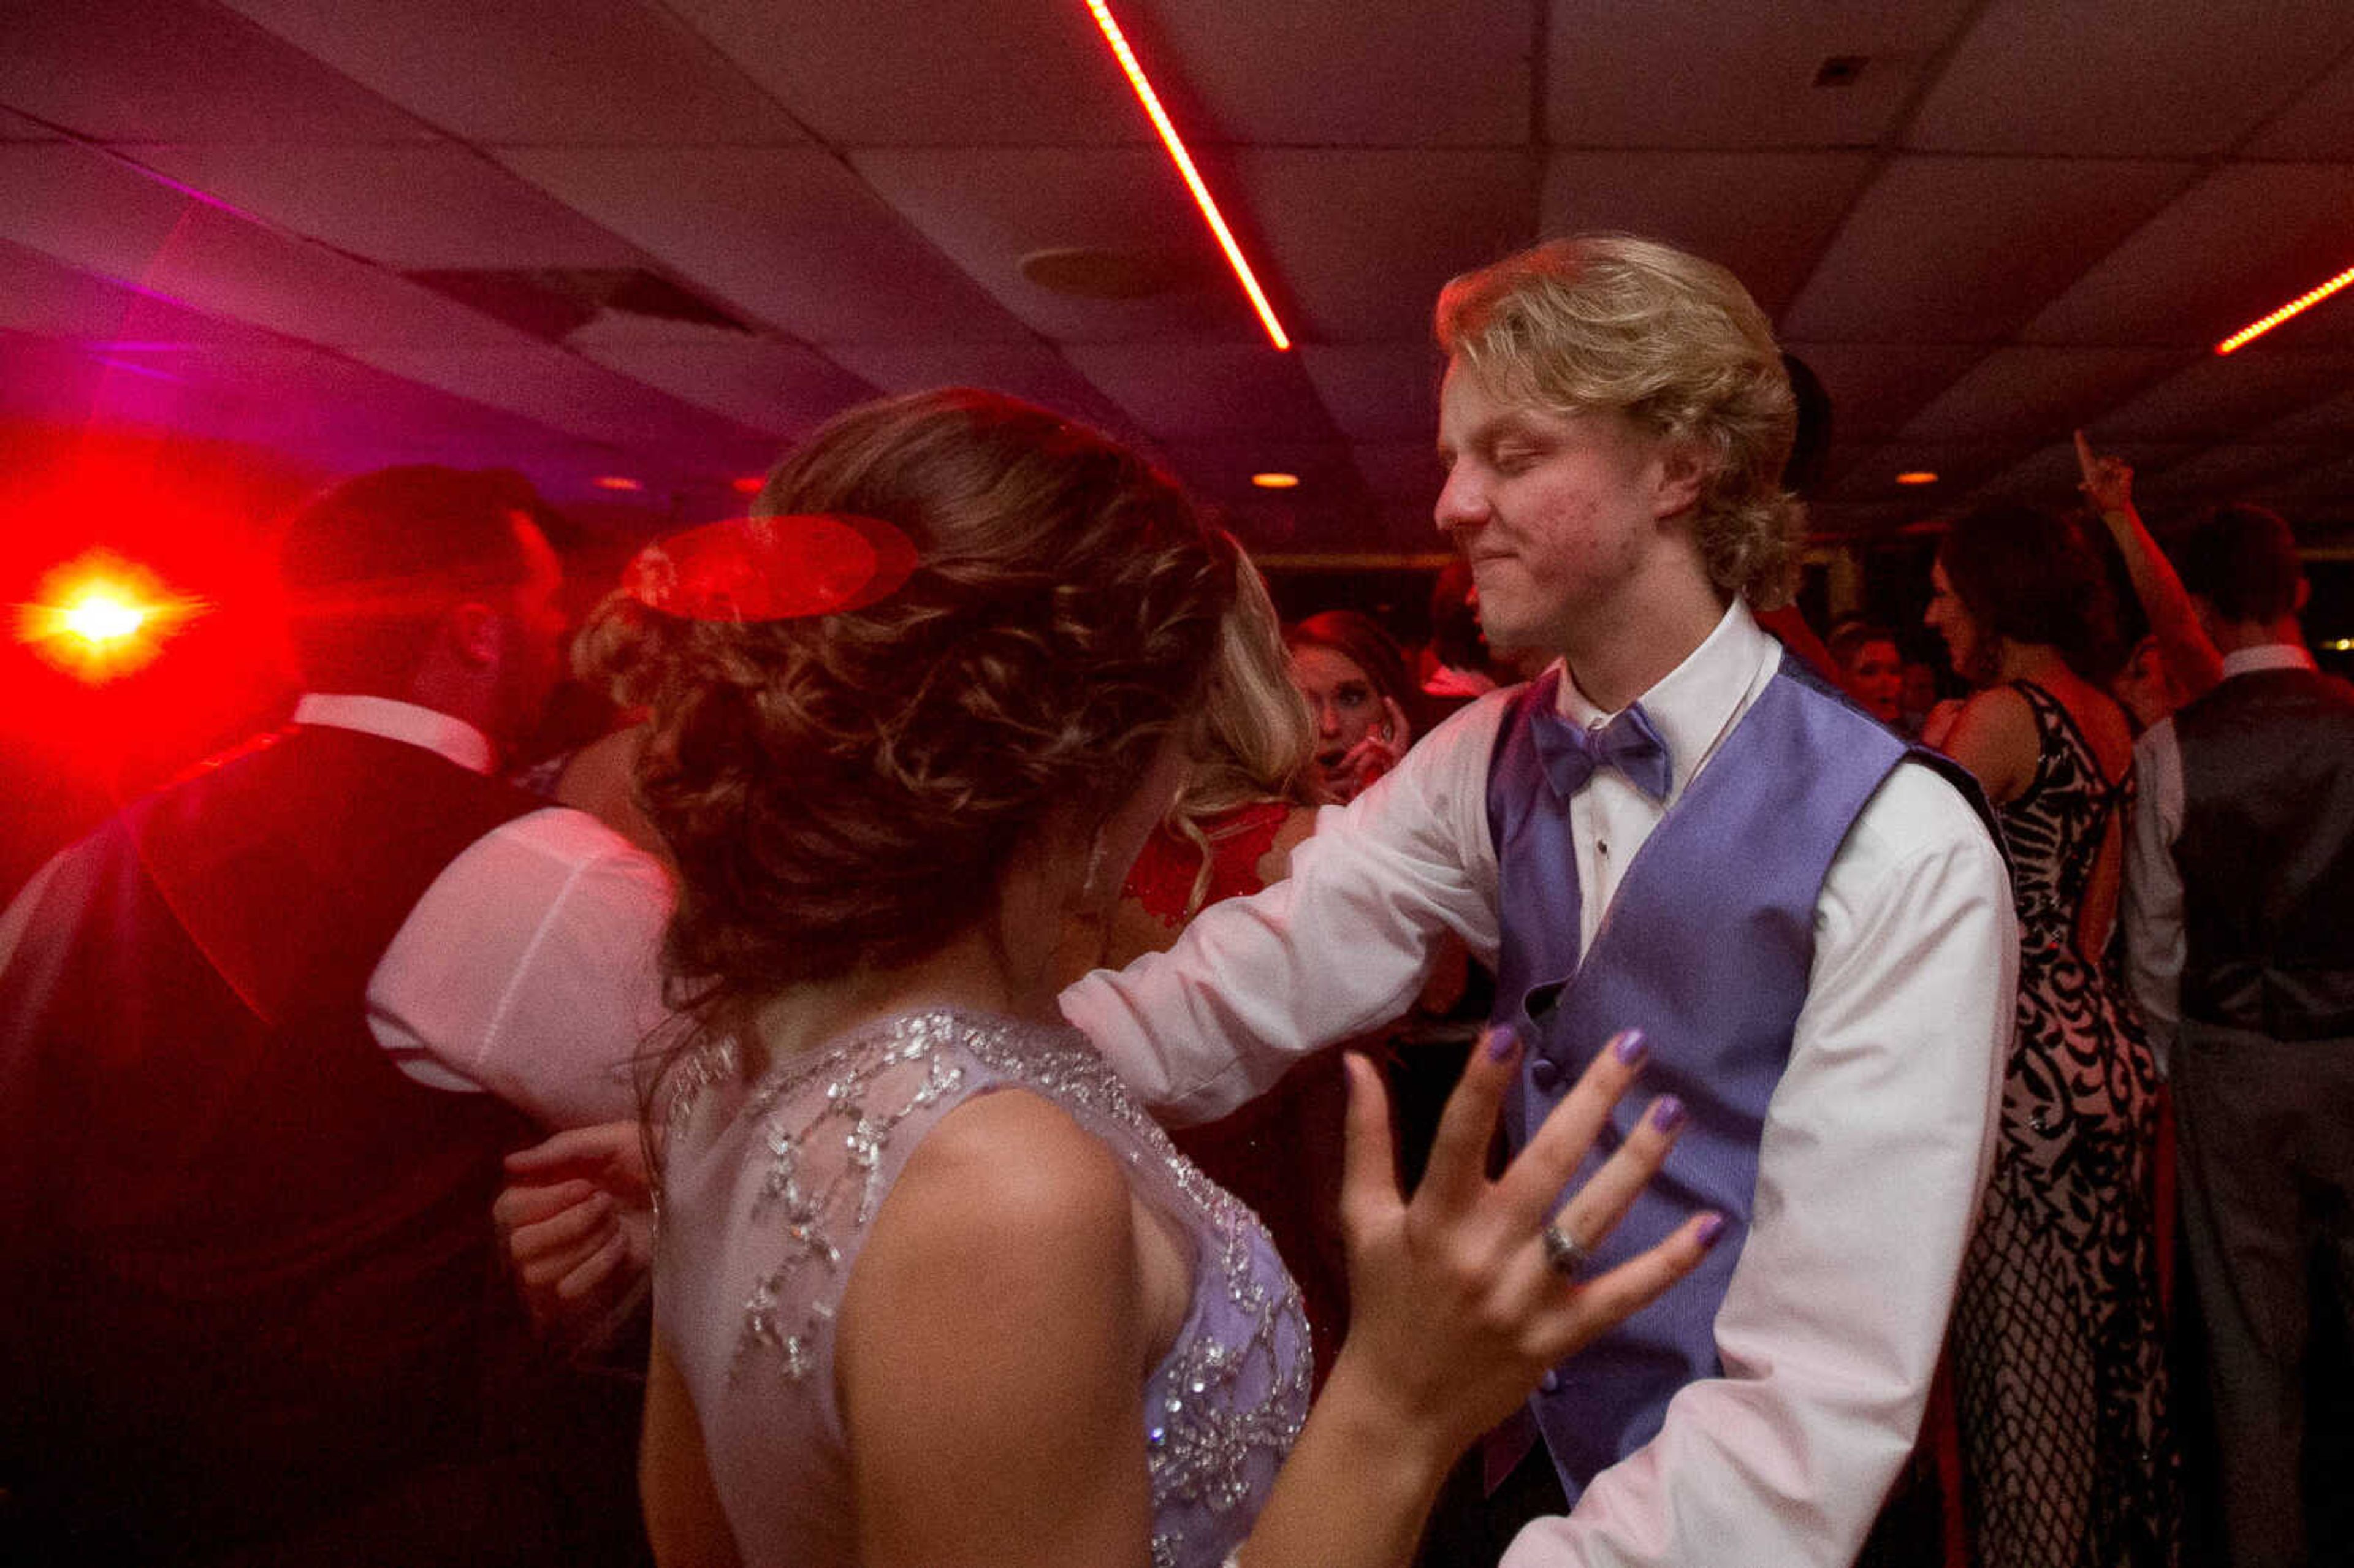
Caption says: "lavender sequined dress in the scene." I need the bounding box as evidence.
[653,1008,1311,1568]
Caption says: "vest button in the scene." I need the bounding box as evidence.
[1540,1368,1562,1394]
[1529,1056,1560,1090]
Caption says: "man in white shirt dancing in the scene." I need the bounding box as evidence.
[0,466,671,1562]
[1064,234,2015,1566]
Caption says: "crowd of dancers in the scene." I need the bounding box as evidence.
[5,231,2350,1568]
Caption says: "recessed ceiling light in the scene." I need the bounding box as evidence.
[1017,248,1178,300]
[731,476,764,495]
[1895,470,1939,485]
[1251,472,1301,489]
[593,475,644,492]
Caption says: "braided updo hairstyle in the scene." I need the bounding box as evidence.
[600,388,1235,1041]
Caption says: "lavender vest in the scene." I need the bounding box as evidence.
[1486,655,1913,1500]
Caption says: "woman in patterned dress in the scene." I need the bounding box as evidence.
[1925,503,2177,1568]
[614,389,1724,1568]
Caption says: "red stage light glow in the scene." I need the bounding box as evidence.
[18,550,204,682]
[2217,263,2354,354]
[1083,0,1292,351]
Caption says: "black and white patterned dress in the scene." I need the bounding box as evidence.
[1953,680,2176,1568]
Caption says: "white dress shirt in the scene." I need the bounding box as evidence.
[2122,642,2319,1073]
[1063,601,2016,1568]
[0,695,673,1130]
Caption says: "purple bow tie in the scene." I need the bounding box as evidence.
[1532,701,1672,802]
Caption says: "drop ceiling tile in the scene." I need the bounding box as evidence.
[1352,441,1446,517]
[1782,343,1992,441]
[1898,346,2188,443]
[1908,0,2354,157]
[665,0,1135,147]
[2095,351,2354,444]
[1229,150,1536,343]
[129,145,642,269]
[573,335,874,440]
[1823,440,2019,502]
[2,0,435,145]
[1545,0,1975,148]
[2022,164,2354,349]
[2135,443,2326,506]
[1138,0,1529,146]
[216,0,806,145]
[498,147,1032,346]
[1780,155,2197,343]
[1062,341,1335,441]
[1298,344,1442,443]
[1154,441,1366,509]
[2244,50,2354,159]
[1541,152,1876,317]
[0,110,66,141]
[0,239,255,346]
[849,148,1255,344]
[818,342,1142,438]
[346,341,772,463]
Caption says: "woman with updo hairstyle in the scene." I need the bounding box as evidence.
[1922,503,2175,1568]
[614,388,1713,1568]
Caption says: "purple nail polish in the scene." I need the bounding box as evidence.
[1696,1212,1728,1250]
[1485,1023,1520,1062]
[1612,1028,1648,1065]
[1649,1095,1686,1133]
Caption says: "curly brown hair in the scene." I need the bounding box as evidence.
[598,389,1235,1041]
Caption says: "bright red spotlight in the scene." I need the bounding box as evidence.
[18,550,203,682]
[731,476,764,496]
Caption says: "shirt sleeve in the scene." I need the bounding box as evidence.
[368,807,675,1129]
[2121,722,2186,1074]
[1505,762,2016,1568]
[1061,695,1508,1126]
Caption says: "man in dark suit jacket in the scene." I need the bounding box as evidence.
[0,467,670,1564]
[2124,503,2354,1568]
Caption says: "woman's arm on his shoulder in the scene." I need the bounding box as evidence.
[837,1089,1158,1568]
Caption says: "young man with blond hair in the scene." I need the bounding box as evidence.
[1066,234,2014,1564]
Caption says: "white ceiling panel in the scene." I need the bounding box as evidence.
[572,335,874,440]
[1298,344,1442,443]
[0,238,254,346]
[2243,49,2354,160]
[1545,0,1975,148]
[1898,346,2188,444]
[1780,155,2196,343]
[1,0,434,145]
[498,147,1032,346]
[818,342,1143,438]
[2136,443,2330,504]
[1141,0,1530,146]
[1783,342,1992,441]
[1908,0,2354,158]
[346,342,772,462]
[0,111,64,140]
[1232,150,1536,342]
[666,0,1136,148]
[215,0,806,145]
[2021,164,2354,350]
[849,148,1255,343]
[2095,351,2354,444]
[1541,151,1877,316]
[1062,342,1335,441]
[129,145,644,269]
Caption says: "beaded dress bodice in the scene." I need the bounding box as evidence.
[652,1008,1311,1568]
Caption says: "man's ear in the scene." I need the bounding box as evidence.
[2298,577,2313,615]
[1652,440,1707,522]
[445,601,504,668]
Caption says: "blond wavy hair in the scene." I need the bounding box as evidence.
[597,389,1234,1034]
[1162,551,1325,917]
[1434,233,1803,609]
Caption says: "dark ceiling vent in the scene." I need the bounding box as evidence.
[1812,55,1868,88]
[403,267,753,342]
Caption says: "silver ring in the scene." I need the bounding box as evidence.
[1541,1219,1590,1277]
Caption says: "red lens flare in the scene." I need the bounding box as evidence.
[18,549,206,682]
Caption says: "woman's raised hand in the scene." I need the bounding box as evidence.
[1330,1024,1720,1461]
[495,1121,654,1322]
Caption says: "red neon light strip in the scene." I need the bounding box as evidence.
[1084,0,1290,351]
[2217,262,2354,354]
